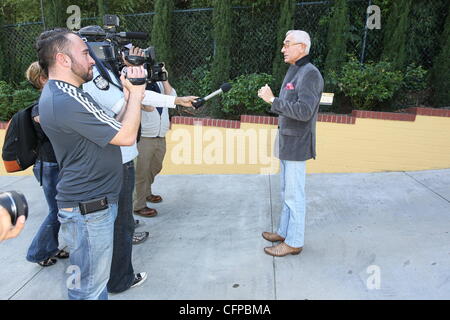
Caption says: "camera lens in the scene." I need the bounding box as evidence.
[0,191,28,225]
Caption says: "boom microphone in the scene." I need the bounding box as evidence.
[119,32,148,40]
[192,83,232,109]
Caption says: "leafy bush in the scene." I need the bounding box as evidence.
[221,73,274,118]
[0,81,39,121]
[174,62,213,98]
[0,81,14,121]
[331,58,404,110]
[403,64,428,92]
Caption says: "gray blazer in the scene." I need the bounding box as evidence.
[271,58,324,161]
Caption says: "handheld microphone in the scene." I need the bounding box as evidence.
[192,83,232,109]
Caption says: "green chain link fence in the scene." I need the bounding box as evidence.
[0,0,447,118]
[0,1,378,86]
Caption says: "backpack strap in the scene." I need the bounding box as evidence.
[87,43,123,90]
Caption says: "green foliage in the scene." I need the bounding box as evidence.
[151,0,174,70]
[190,0,277,9]
[221,73,274,118]
[211,0,232,89]
[210,0,232,117]
[406,0,449,68]
[272,0,295,89]
[331,58,404,110]
[97,0,106,25]
[432,5,450,106]
[382,0,412,70]
[0,81,14,119]
[11,88,40,113]
[324,0,350,79]
[0,0,42,24]
[0,81,39,121]
[42,0,68,28]
[0,14,4,83]
[174,62,213,98]
[402,64,428,92]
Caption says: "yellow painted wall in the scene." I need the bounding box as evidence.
[310,116,450,173]
[162,123,279,175]
[1,115,449,176]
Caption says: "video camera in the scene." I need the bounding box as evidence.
[78,15,167,83]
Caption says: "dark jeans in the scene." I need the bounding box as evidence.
[26,161,61,263]
[107,161,136,293]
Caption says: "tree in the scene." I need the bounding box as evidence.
[151,0,174,71]
[432,5,450,106]
[97,0,106,25]
[382,0,412,70]
[405,0,449,68]
[324,0,350,79]
[0,0,42,24]
[211,0,232,91]
[0,14,5,82]
[42,0,66,29]
[272,0,295,89]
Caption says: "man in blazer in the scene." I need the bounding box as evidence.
[258,30,324,257]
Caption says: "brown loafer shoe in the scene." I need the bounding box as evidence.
[146,194,162,203]
[264,242,303,257]
[262,232,285,242]
[134,207,158,218]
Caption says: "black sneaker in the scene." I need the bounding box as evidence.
[131,272,147,288]
[132,231,149,245]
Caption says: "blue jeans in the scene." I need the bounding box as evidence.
[26,161,61,263]
[58,203,118,300]
[107,161,136,293]
[277,160,306,248]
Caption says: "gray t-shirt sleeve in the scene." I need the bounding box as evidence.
[56,90,122,148]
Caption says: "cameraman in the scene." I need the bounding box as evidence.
[82,43,149,294]
[81,25,197,294]
[37,28,145,300]
[0,207,25,242]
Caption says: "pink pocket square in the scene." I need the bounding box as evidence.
[285,83,295,90]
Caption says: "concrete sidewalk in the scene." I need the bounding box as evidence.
[0,169,449,300]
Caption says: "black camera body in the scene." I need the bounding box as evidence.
[122,46,168,83]
[78,15,167,83]
[0,191,28,225]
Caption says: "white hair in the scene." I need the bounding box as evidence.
[286,30,311,54]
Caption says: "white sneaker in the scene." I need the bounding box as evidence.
[130,272,147,288]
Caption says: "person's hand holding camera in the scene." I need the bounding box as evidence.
[121,66,147,98]
[0,207,25,242]
[122,46,144,67]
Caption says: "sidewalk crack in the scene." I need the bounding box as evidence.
[8,268,43,300]
[403,172,450,204]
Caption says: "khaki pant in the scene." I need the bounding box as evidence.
[133,137,166,211]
